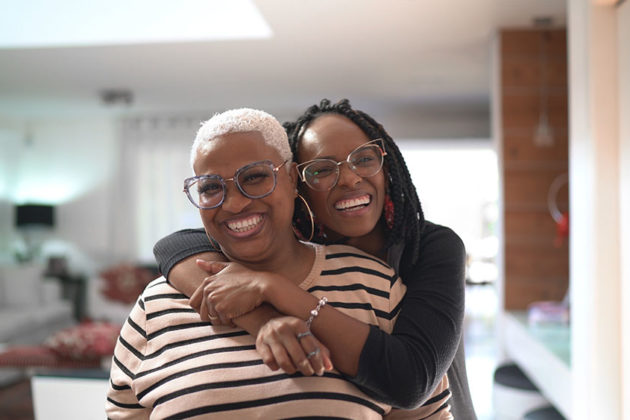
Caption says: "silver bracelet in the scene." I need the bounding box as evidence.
[306,297,328,329]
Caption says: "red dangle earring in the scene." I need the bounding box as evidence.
[384,194,395,229]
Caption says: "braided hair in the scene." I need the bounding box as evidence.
[284,98,425,265]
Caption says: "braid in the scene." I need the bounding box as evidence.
[285,99,425,266]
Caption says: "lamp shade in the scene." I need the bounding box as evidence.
[15,204,55,227]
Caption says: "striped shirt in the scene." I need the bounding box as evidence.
[106,243,451,419]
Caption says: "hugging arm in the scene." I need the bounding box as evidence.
[154,229,334,375]
[354,224,466,408]
[153,226,466,409]
[154,230,370,374]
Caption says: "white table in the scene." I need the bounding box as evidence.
[31,369,109,420]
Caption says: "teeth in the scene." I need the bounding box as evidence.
[335,195,370,210]
[227,215,263,233]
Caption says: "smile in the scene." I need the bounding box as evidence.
[226,214,264,233]
[334,194,371,211]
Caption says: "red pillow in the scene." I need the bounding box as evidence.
[100,264,156,304]
[44,321,121,360]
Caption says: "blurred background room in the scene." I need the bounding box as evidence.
[0,1,628,419]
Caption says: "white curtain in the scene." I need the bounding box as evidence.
[112,115,205,263]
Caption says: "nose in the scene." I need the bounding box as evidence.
[336,162,362,188]
[221,183,252,213]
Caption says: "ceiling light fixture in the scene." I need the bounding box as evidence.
[100,89,134,106]
[533,28,554,147]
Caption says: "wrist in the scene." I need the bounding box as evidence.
[259,272,278,303]
[306,297,328,329]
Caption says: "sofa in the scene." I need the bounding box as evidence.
[0,264,75,384]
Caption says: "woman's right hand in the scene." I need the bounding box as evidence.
[189,259,272,325]
[256,316,333,377]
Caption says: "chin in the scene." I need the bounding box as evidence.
[333,224,373,239]
[223,246,268,263]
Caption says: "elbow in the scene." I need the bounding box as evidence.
[390,380,436,410]
[393,395,424,411]
[371,371,437,409]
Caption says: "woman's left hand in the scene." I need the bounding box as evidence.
[190,260,276,324]
[256,316,333,376]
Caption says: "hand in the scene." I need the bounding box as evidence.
[189,259,226,324]
[189,260,273,325]
[256,316,333,377]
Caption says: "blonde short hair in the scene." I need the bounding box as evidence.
[190,108,292,169]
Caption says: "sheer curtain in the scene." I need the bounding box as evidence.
[112,115,205,263]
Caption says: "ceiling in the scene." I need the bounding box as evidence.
[0,0,566,137]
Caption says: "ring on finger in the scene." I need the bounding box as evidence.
[306,348,320,359]
[297,331,313,340]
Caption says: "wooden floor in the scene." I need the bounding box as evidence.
[0,378,34,420]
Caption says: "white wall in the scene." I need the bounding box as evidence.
[568,0,625,418]
[0,117,118,274]
[618,0,630,415]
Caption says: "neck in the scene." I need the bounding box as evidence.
[228,235,315,285]
[345,222,388,260]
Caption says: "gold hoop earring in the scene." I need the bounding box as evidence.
[205,233,222,252]
[295,194,315,242]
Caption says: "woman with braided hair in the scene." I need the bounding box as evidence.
[153,99,475,418]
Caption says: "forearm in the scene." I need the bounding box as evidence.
[353,224,466,408]
[232,304,282,336]
[153,228,214,279]
[168,252,227,297]
[264,281,369,376]
[169,255,284,341]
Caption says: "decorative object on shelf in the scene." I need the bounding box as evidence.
[547,173,569,247]
[532,172,571,326]
[527,300,570,326]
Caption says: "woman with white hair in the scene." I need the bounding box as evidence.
[106,108,451,419]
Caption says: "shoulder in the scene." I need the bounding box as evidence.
[139,276,188,304]
[400,221,466,279]
[418,221,465,255]
[142,276,179,294]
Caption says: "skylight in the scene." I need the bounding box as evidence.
[0,0,272,49]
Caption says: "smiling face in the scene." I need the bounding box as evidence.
[193,131,297,264]
[297,114,387,244]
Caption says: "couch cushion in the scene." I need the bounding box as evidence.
[44,321,121,360]
[0,264,43,306]
[0,302,73,343]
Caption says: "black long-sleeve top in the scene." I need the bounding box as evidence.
[153,221,476,419]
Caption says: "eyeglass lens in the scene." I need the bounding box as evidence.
[302,144,384,191]
[187,162,277,209]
